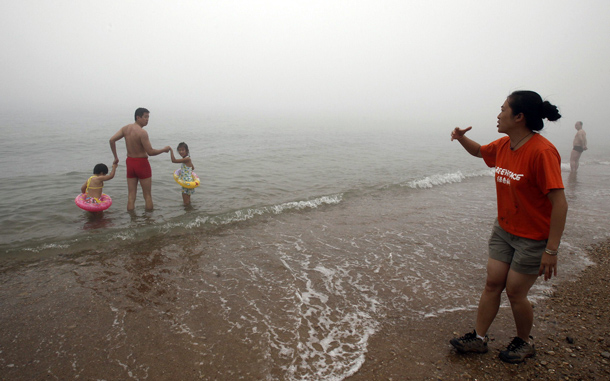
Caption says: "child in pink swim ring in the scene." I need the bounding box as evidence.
[80,163,117,204]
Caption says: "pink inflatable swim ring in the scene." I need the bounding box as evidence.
[75,193,113,212]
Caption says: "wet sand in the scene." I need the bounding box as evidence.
[348,239,610,380]
[1,240,609,380]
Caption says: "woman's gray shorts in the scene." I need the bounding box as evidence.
[488,219,547,275]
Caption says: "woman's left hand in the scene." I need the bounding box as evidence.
[538,253,558,281]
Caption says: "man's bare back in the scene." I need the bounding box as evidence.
[110,112,167,163]
[118,123,151,158]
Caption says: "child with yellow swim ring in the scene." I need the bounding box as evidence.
[170,142,196,206]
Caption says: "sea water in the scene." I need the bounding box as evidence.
[1,110,609,379]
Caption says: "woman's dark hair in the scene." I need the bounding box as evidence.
[507,90,561,131]
[177,142,189,155]
[93,163,109,175]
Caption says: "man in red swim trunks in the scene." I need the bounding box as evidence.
[110,108,170,211]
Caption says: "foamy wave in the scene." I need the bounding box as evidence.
[273,247,381,380]
[182,216,208,229]
[271,195,343,214]
[157,196,343,231]
[423,304,478,318]
[21,242,70,253]
[211,194,344,226]
[404,169,493,189]
[112,230,136,241]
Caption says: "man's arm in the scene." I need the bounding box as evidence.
[140,131,170,156]
[109,128,125,165]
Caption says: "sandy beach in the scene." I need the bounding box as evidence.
[0,239,607,379]
[349,239,610,380]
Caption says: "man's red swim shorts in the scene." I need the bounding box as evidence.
[126,157,152,179]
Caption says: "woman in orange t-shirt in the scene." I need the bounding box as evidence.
[448,91,568,364]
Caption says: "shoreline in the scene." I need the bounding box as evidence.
[0,239,608,379]
[348,239,610,380]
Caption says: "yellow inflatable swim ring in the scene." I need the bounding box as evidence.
[174,169,200,189]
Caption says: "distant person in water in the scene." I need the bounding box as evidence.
[570,121,587,172]
[81,163,117,203]
[169,142,196,206]
[449,91,568,364]
[109,108,171,211]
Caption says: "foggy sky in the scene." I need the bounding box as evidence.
[1,0,609,138]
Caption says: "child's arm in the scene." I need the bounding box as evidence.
[170,148,193,166]
[98,164,118,181]
[81,181,87,194]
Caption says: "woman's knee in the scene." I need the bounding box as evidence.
[484,276,506,294]
[505,287,524,302]
[505,274,538,301]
